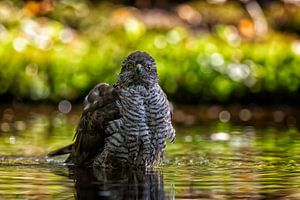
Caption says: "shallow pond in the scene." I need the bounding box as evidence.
[0,104,300,199]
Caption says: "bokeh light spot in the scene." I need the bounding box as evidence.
[167,29,182,44]
[3,108,14,122]
[9,136,16,145]
[154,36,167,49]
[210,53,224,67]
[291,40,300,55]
[176,4,202,25]
[13,37,28,52]
[58,100,72,114]
[273,110,285,123]
[211,132,230,141]
[184,135,193,142]
[227,63,250,81]
[60,28,75,43]
[14,121,27,131]
[25,63,38,76]
[219,110,231,123]
[239,109,252,121]
[207,106,221,119]
[1,122,10,132]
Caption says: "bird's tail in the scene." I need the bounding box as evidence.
[48,143,73,157]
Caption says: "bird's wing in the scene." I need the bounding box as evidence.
[68,83,120,166]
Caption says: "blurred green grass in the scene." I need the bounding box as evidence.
[0,0,300,103]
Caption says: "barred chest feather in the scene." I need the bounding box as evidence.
[93,84,175,168]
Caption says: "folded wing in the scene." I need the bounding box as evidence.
[49,83,120,166]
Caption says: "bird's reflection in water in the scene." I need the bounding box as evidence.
[69,167,167,200]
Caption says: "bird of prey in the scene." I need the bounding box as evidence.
[48,51,175,168]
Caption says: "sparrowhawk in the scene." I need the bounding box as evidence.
[49,51,175,168]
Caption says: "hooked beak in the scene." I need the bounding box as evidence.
[135,64,143,75]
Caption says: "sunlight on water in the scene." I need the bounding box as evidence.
[0,105,300,199]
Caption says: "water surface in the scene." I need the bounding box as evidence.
[0,105,299,199]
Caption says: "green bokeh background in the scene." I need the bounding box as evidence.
[1,0,300,104]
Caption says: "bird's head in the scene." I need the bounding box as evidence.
[117,51,158,88]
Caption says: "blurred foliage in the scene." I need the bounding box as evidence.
[0,0,300,103]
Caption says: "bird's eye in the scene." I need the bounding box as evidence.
[125,62,133,69]
[145,65,152,71]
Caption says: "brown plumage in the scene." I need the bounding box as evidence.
[49,83,121,166]
[70,84,121,165]
[48,51,175,168]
